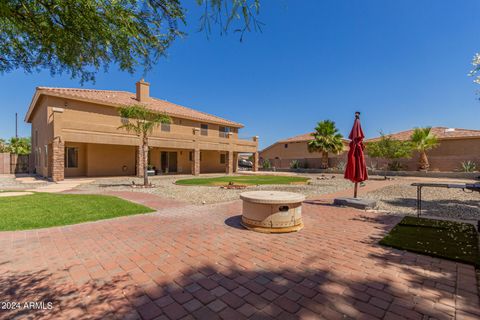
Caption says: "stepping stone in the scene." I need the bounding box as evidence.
[333,197,377,210]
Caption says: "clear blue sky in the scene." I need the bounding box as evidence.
[1,0,479,149]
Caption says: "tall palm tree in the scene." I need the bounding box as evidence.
[308,120,344,169]
[410,127,438,170]
[118,105,170,186]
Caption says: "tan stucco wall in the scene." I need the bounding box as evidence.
[43,96,253,152]
[30,96,54,177]
[200,150,227,173]
[29,94,258,179]
[85,144,136,177]
[64,142,87,177]
[149,148,192,174]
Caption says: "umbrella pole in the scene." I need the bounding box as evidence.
[354,182,358,198]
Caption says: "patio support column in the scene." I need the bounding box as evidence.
[136,145,144,177]
[192,148,200,176]
[233,152,239,173]
[226,150,234,175]
[253,152,259,172]
[51,137,64,182]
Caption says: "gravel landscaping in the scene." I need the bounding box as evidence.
[75,174,355,204]
[364,181,480,220]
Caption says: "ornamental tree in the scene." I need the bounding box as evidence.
[118,105,171,186]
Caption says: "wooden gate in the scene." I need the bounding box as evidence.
[10,154,30,174]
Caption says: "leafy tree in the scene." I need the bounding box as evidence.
[365,134,412,176]
[0,138,8,153]
[410,127,438,170]
[0,0,261,83]
[8,137,31,155]
[307,120,344,169]
[118,105,171,186]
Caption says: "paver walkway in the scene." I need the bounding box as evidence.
[0,190,479,319]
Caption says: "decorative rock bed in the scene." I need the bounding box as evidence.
[240,191,305,233]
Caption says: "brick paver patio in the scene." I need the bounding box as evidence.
[0,189,478,319]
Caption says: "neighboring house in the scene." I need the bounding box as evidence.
[365,127,480,172]
[260,133,349,169]
[26,80,259,181]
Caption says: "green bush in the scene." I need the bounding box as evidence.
[290,160,301,169]
[262,159,271,169]
[460,161,477,172]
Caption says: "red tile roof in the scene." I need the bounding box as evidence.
[278,132,316,143]
[366,127,480,142]
[27,87,243,127]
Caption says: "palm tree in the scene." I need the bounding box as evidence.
[118,105,171,186]
[410,127,438,170]
[8,137,31,155]
[308,120,344,169]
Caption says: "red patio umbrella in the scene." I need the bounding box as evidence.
[344,112,368,198]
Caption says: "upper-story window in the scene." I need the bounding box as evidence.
[201,124,208,136]
[284,143,288,148]
[219,126,230,138]
[161,122,171,132]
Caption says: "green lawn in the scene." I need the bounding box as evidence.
[380,216,480,267]
[0,193,154,231]
[175,175,310,186]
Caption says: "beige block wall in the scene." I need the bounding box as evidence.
[261,138,480,172]
[85,143,136,177]
[0,153,10,174]
[260,141,347,169]
[366,138,480,172]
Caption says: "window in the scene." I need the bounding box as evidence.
[219,126,231,138]
[220,153,226,164]
[201,124,208,136]
[35,131,38,146]
[44,145,48,167]
[161,122,171,132]
[65,147,78,168]
[284,143,288,148]
[189,151,193,162]
[35,149,39,166]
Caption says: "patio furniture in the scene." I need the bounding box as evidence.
[411,182,480,216]
[240,191,305,233]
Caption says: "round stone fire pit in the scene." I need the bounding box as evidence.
[240,191,305,233]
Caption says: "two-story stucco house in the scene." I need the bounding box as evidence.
[26,80,259,181]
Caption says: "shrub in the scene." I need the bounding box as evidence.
[262,159,271,169]
[460,161,477,172]
[335,160,346,171]
[387,161,404,171]
[290,160,301,169]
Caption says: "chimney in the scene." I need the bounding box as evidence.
[136,79,150,102]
